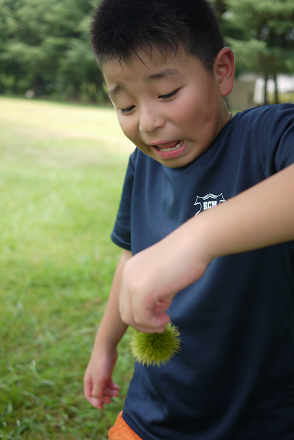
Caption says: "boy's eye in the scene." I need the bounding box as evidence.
[159,89,179,100]
[119,89,179,113]
[120,105,135,114]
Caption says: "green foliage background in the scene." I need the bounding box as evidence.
[0,0,103,101]
[0,97,135,439]
[0,0,294,102]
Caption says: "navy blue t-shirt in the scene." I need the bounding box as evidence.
[111,105,294,440]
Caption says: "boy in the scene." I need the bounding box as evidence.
[84,0,294,438]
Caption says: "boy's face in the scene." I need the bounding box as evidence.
[102,48,233,168]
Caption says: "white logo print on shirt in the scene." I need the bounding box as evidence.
[194,193,226,216]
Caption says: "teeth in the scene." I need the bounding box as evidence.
[158,140,183,152]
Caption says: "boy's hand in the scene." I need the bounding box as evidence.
[119,220,210,333]
[84,347,120,409]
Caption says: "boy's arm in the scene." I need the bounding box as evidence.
[84,249,131,409]
[119,163,294,333]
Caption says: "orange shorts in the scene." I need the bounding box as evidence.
[108,411,143,440]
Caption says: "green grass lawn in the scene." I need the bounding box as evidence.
[0,97,135,439]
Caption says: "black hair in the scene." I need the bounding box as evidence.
[90,0,224,72]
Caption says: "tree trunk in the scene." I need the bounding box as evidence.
[33,74,43,96]
[264,73,268,105]
[73,82,80,100]
[274,73,279,104]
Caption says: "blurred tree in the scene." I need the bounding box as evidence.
[222,0,294,104]
[2,0,294,103]
[209,0,247,44]
[58,15,105,101]
[0,0,104,101]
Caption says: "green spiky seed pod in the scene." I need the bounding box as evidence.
[130,323,181,367]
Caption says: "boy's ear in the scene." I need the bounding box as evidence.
[213,47,235,97]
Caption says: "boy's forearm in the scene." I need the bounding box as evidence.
[193,163,294,260]
[119,165,294,333]
[94,249,131,350]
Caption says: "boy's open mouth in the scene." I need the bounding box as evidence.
[155,140,184,152]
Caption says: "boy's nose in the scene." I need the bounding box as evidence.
[139,106,165,133]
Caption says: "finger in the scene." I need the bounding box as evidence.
[91,398,104,409]
[84,374,94,399]
[119,278,171,330]
[92,379,104,402]
[103,387,120,398]
[153,299,172,315]
[103,380,120,395]
[104,382,120,394]
[132,313,171,333]
[134,309,171,331]
[132,290,174,330]
[110,380,120,391]
[91,392,115,409]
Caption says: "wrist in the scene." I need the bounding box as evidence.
[193,210,222,260]
[94,322,128,352]
[184,213,216,266]
[92,337,118,357]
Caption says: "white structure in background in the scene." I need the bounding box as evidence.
[226,73,294,111]
[254,75,294,105]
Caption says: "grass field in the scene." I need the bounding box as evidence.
[0,97,135,439]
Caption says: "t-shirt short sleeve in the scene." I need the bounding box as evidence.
[253,104,294,175]
[110,152,135,251]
